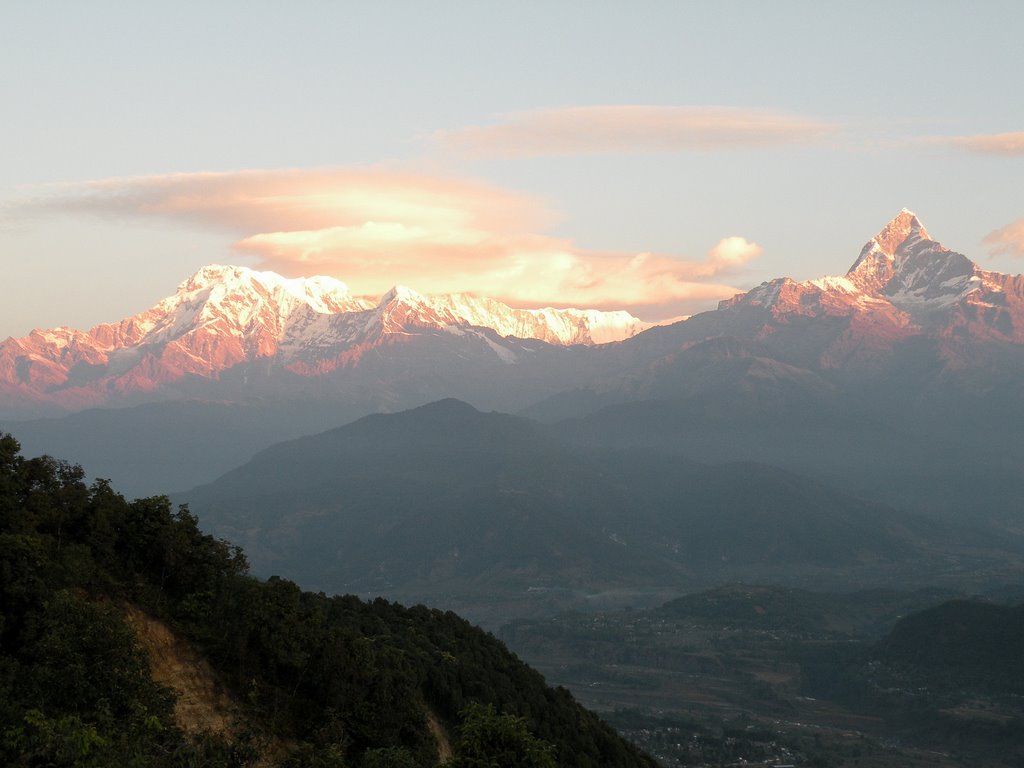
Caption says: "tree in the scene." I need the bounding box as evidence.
[446,703,555,768]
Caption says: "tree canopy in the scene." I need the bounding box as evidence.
[0,434,655,768]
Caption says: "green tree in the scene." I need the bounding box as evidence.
[446,703,555,768]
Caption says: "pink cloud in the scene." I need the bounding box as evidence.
[15,168,761,319]
[943,132,1024,156]
[435,106,839,156]
[984,219,1024,257]
[32,168,550,235]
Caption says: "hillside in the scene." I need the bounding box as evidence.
[0,433,655,767]
[655,583,962,636]
[877,599,1024,693]
[180,399,672,605]
[178,400,1024,621]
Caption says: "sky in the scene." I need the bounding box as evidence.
[2,0,1023,338]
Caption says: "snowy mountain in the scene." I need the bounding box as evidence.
[524,211,1024,529]
[5,209,1024,420]
[517,207,1024,435]
[718,209,1024,344]
[0,265,649,414]
[9,209,1024,503]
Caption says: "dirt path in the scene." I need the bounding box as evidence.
[123,604,241,737]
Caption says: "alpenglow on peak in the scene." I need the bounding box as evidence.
[866,209,931,258]
[845,209,935,293]
[0,264,653,413]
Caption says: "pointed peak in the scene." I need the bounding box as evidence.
[845,210,934,286]
[871,209,931,256]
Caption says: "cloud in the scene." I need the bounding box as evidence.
[23,168,550,236]
[984,219,1024,257]
[701,236,763,275]
[939,132,1024,156]
[11,167,760,318]
[435,106,840,156]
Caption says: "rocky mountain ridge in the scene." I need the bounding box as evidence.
[0,265,648,413]
[719,209,1024,345]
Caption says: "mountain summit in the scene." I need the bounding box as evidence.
[862,208,931,258]
[846,208,934,293]
[718,209,1024,342]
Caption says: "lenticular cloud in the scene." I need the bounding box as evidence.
[435,106,839,157]
[14,167,762,319]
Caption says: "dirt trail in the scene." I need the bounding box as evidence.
[123,604,241,737]
[426,705,453,762]
[125,603,447,766]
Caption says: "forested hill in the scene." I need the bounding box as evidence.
[877,599,1024,693]
[0,434,655,768]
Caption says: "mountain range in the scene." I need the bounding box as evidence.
[7,209,1023,420]
[6,209,1024,525]
[0,265,648,416]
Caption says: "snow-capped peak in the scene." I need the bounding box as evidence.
[176,264,358,313]
[418,293,651,345]
[130,264,370,347]
[178,264,246,291]
[0,263,655,411]
[378,285,427,307]
[720,210,1003,325]
[843,210,988,316]
[162,267,646,348]
[870,209,931,257]
[845,210,935,294]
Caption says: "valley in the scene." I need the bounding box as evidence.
[500,586,1024,767]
